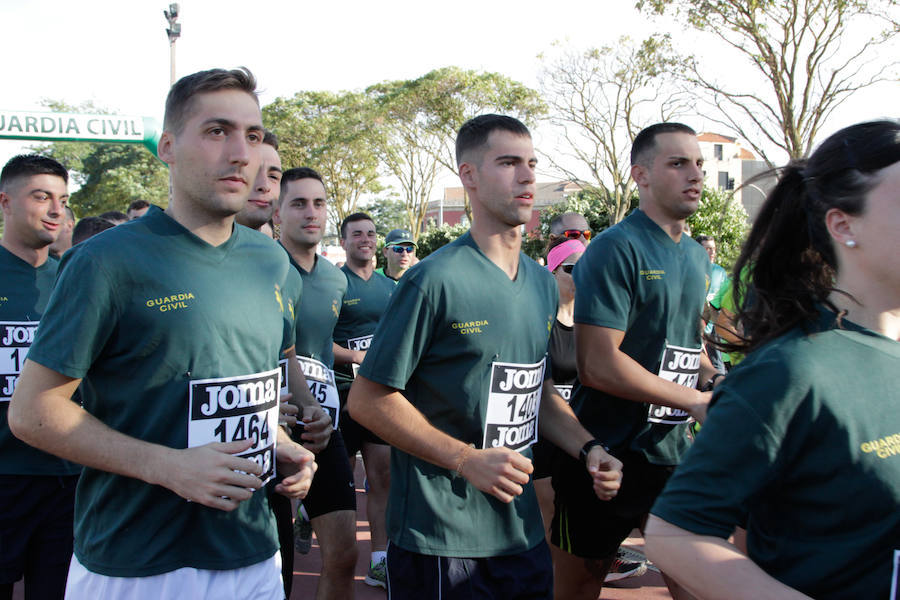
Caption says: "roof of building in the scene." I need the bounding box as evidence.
[697,132,737,143]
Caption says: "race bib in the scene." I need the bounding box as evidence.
[555,384,573,403]
[347,334,373,351]
[188,368,280,484]
[278,358,289,394]
[297,356,340,429]
[483,359,544,452]
[648,344,701,425]
[0,321,37,402]
[891,549,899,600]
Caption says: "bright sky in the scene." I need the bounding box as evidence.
[1,0,895,190]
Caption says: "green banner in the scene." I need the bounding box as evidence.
[0,110,162,158]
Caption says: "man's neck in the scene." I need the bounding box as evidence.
[384,265,405,281]
[345,258,373,280]
[638,201,687,242]
[165,196,234,247]
[0,236,49,268]
[469,209,522,280]
[281,236,318,272]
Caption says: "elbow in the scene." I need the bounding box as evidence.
[7,398,33,444]
[578,362,617,393]
[346,380,364,423]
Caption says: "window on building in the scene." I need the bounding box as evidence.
[718,171,729,190]
[714,144,723,160]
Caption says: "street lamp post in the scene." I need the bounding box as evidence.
[164,3,181,86]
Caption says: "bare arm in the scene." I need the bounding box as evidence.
[576,324,710,422]
[348,374,532,503]
[644,516,812,600]
[538,380,622,500]
[273,426,317,499]
[332,342,365,366]
[714,307,742,345]
[9,359,264,511]
[284,347,331,453]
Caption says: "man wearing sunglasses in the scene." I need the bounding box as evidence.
[378,228,417,281]
[549,212,592,246]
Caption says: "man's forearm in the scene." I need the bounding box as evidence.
[332,342,364,366]
[537,382,593,458]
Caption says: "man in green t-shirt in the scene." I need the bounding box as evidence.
[377,228,417,281]
[551,122,717,599]
[348,114,622,599]
[331,211,396,587]
[0,154,79,600]
[276,166,359,600]
[8,68,316,599]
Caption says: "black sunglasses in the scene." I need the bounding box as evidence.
[560,264,575,274]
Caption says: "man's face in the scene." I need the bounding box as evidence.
[340,219,377,264]
[701,239,717,263]
[0,174,69,249]
[277,177,328,248]
[551,213,591,247]
[236,143,282,229]
[383,243,415,274]
[160,89,264,218]
[463,130,537,228]
[127,206,149,220]
[633,132,704,221]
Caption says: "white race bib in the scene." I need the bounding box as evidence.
[188,368,281,484]
[278,359,289,394]
[483,359,544,452]
[555,384,573,403]
[0,321,37,402]
[648,344,701,425]
[891,549,899,600]
[297,356,340,429]
[347,334,373,352]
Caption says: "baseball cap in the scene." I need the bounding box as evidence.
[385,228,416,247]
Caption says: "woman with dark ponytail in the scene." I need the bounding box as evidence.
[642,120,900,600]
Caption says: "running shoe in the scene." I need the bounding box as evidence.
[604,550,648,583]
[293,504,312,555]
[365,556,387,589]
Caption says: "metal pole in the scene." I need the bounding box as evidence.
[164,4,181,86]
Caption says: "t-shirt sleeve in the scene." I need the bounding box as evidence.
[27,246,119,379]
[358,276,435,391]
[650,364,790,537]
[573,234,633,331]
[710,277,732,311]
[281,268,302,354]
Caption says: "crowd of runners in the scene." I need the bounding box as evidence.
[1,66,897,600]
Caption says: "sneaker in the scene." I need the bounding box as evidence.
[293,505,312,555]
[604,550,648,583]
[365,556,387,589]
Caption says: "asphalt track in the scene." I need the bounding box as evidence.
[14,461,670,599]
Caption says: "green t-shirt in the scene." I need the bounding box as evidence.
[0,247,80,475]
[572,209,710,465]
[652,309,900,599]
[359,232,558,557]
[27,210,293,577]
[332,265,395,385]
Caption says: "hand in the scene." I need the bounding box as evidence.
[299,405,332,453]
[275,439,317,498]
[159,439,263,512]
[688,391,713,424]
[279,392,299,431]
[459,447,533,504]
[586,446,623,501]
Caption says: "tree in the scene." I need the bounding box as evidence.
[416,221,469,259]
[638,0,900,164]
[367,68,546,237]
[32,101,168,217]
[687,187,749,271]
[364,194,409,235]
[263,91,383,232]
[538,35,687,225]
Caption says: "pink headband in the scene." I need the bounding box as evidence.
[547,239,585,273]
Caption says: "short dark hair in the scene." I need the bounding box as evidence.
[340,212,374,239]
[72,217,116,245]
[695,235,715,245]
[0,154,68,192]
[549,212,588,236]
[163,67,258,134]
[456,114,531,167]
[280,167,324,203]
[98,211,128,223]
[630,123,697,167]
[128,199,150,212]
[263,129,279,151]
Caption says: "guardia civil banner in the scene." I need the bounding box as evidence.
[0,110,162,158]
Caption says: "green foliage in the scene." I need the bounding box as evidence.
[365,195,409,236]
[416,221,470,258]
[687,187,749,271]
[31,100,168,217]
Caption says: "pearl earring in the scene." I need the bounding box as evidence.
[845,240,857,248]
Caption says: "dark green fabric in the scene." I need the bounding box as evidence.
[360,232,558,557]
[572,209,710,465]
[332,265,394,385]
[27,210,292,576]
[0,247,80,475]
[283,247,347,369]
[652,309,900,599]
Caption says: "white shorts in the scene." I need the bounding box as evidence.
[65,551,283,600]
